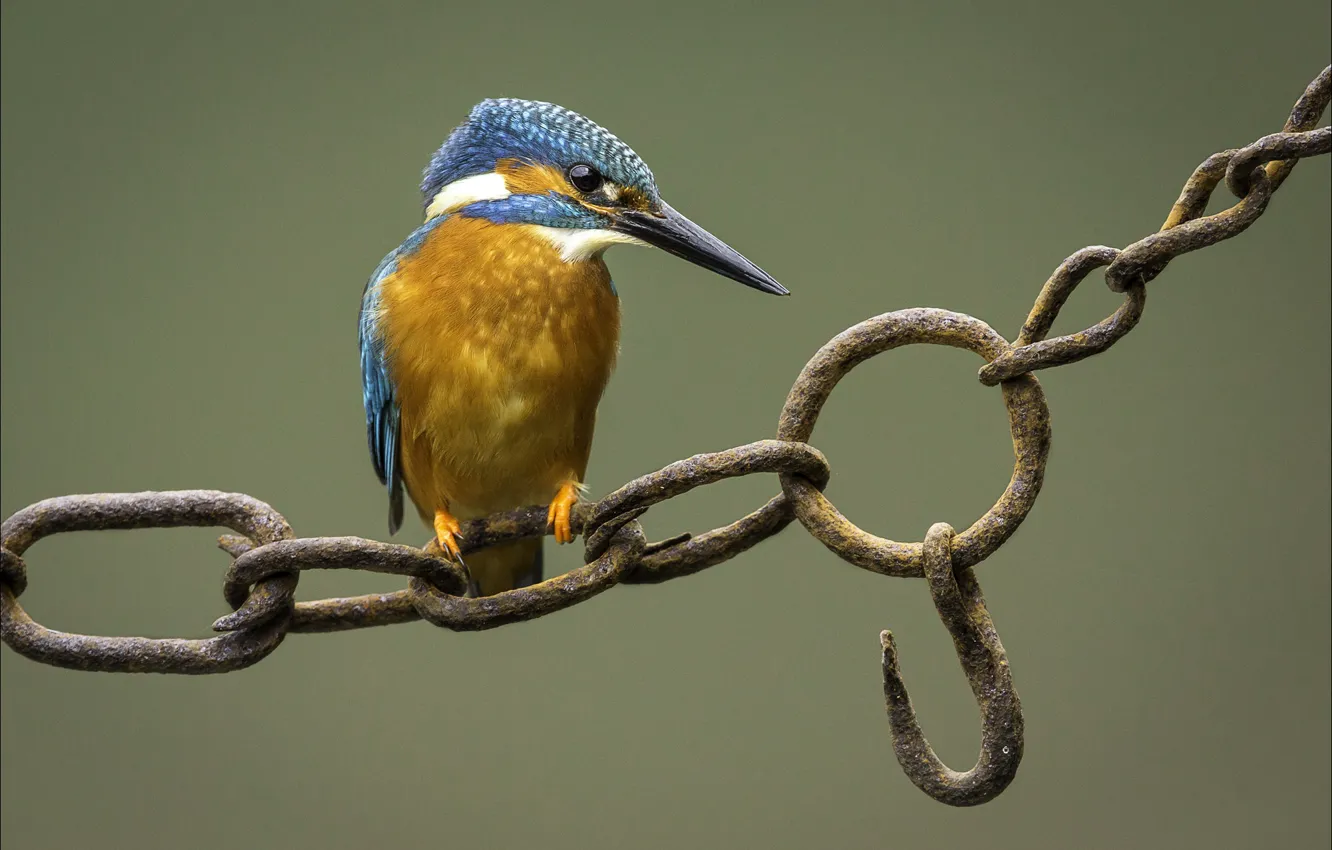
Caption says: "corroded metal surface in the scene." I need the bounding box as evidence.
[978,247,1145,385]
[2,67,1328,806]
[0,491,296,673]
[881,523,1023,807]
[776,308,1051,577]
[409,515,646,631]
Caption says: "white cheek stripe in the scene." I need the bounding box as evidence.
[427,171,649,262]
[524,226,649,262]
[425,171,511,218]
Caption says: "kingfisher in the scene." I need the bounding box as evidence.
[359,99,787,596]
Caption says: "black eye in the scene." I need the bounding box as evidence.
[568,163,604,194]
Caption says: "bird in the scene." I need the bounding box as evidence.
[359,98,788,596]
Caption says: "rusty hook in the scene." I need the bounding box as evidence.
[880,522,1024,806]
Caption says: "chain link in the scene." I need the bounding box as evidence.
[3,66,1328,806]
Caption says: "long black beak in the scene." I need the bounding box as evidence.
[611,202,789,296]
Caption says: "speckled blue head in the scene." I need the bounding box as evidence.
[416,98,788,296]
[422,98,658,208]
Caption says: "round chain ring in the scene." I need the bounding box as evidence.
[776,308,1051,578]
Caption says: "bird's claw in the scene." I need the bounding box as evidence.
[432,508,480,595]
[546,482,580,544]
[433,508,465,561]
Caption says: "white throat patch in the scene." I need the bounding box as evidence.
[525,226,649,262]
[425,171,511,218]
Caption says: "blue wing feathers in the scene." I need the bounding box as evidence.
[359,254,403,534]
[383,404,404,534]
[360,218,445,535]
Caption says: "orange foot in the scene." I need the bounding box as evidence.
[546,481,581,545]
[433,508,464,562]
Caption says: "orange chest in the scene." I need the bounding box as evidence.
[377,216,621,480]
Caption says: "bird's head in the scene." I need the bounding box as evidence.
[420,98,788,296]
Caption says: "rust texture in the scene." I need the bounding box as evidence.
[881,523,1022,806]
[2,67,1328,806]
[776,308,1051,577]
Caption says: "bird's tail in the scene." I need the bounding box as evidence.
[467,537,544,596]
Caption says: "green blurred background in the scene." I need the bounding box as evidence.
[2,1,1328,847]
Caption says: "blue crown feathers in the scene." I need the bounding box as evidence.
[421,99,659,210]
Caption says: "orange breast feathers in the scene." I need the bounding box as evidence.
[377,215,621,524]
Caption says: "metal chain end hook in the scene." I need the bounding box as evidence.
[880,522,1024,806]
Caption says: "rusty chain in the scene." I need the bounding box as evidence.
[3,67,1328,807]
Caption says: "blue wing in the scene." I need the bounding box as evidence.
[360,252,404,534]
[359,217,446,535]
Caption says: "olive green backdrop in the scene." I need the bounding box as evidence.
[2,1,1328,848]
